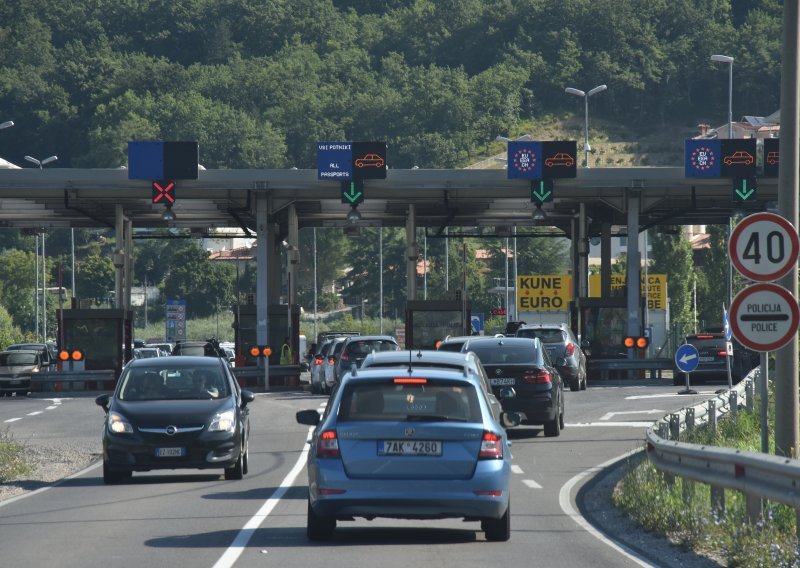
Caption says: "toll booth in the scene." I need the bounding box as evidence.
[233,304,301,386]
[406,300,471,350]
[57,309,132,389]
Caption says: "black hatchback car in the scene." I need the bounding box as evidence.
[95,356,255,484]
[515,323,587,391]
[462,337,565,437]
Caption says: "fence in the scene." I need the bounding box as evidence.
[645,369,800,530]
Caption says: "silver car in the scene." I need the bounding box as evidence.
[0,350,43,397]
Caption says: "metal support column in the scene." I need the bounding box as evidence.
[601,223,612,298]
[256,194,270,388]
[287,204,299,350]
[406,204,417,301]
[124,217,133,313]
[626,191,642,363]
[114,205,124,309]
[578,203,588,298]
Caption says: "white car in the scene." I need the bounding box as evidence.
[310,340,334,394]
[322,338,348,393]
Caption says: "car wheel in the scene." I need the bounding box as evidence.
[543,398,561,437]
[103,460,130,484]
[16,390,28,397]
[483,502,511,542]
[307,498,336,541]
[224,447,245,480]
[569,378,580,392]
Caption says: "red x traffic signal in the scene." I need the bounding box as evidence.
[152,180,176,204]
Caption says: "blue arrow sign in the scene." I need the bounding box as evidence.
[723,305,731,341]
[675,343,700,373]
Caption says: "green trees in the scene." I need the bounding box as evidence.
[649,228,695,329]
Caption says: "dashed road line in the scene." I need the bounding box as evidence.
[26,411,43,416]
[4,417,22,423]
[511,464,524,475]
[523,479,542,489]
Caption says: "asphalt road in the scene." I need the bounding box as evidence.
[0,377,726,568]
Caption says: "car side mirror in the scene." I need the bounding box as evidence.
[240,390,255,407]
[556,357,567,367]
[95,393,110,411]
[501,411,521,429]
[296,409,322,426]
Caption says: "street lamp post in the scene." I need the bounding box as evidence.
[24,155,58,169]
[565,85,607,167]
[710,55,734,139]
[0,121,13,131]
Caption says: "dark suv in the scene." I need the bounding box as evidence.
[674,332,758,386]
[334,335,400,382]
[172,339,227,358]
[515,324,587,391]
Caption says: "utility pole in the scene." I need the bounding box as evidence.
[775,0,799,458]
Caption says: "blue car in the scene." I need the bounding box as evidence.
[296,367,518,541]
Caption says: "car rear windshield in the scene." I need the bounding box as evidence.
[516,328,566,343]
[468,344,536,365]
[338,380,482,423]
[687,337,725,350]
[438,341,466,352]
[119,366,229,401]
[0,353,37,366]
[345,340,397,356]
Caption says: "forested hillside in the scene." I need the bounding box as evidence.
[0,0,782,170]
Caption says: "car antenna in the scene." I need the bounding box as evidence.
[407,346,415,374]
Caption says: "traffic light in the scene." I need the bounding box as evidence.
[248,345,272,358]
[152,180,176,204]
[58,348,85,361]
[340,179,365,205]
[623,336,649,349]
[732,177,757,203]
[530,179,554,206]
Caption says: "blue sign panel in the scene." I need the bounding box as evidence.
[675,343,700,373]
[471,312,484,334]
[507,141,543,179]
[128,141,165,180]
[317,141,353,180]
[685,139,721,178]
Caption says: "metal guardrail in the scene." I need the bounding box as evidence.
[30,370,116,391]
[588,357,673,380]
[645,369,800,522]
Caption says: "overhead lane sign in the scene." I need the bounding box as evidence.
[317,141,387,181]
[507,141,578,180]
[685,139,757,178]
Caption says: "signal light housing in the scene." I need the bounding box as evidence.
[248,345,272,358]
[624,337,649,349]
[59,349,84,361]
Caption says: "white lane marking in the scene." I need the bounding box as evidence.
[599,410,664,421]
[511,465,524,475]
[522,479,542,489]
[558,450,657,568]
[4,418,22,423]
[213,429,312,568]
[46,406,58,410]
[26,411,43,416]
[0,461,102,509]
[566,422,657,428]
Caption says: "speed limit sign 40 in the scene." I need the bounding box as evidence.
[729,212,800,282]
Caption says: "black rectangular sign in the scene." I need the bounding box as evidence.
[351,142,387,180]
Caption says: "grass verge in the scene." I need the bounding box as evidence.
[0,427,30,483]
[613,398,799,567]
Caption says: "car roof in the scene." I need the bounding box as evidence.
[0,349,40,354]
[344,335,397,341]
[362,350,477,366]
[463,336,542,348]
[127,355,224,368]
[341,366,472,383]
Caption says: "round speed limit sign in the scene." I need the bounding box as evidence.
[729,212,800,282]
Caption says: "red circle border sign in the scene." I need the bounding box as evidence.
[730,283,799,352]
[729,212,800,282]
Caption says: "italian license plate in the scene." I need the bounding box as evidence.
[490,378,515,386]
[699,356,715,363]
[8,380,21,385]
[379,440,441,456]
[155,447,185,458]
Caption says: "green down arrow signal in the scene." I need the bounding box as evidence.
[530,179,553,205]
[341,180,364,204]
[734,178,756,201]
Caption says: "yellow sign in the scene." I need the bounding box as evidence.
[588,273,667,310]
[517,275,572,311]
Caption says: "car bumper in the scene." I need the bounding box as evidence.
[103,430,242,472]
[308,459,510,520]
[0,377,31,391]
[500,392,556,423]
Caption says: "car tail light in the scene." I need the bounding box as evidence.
[478,431,503,460]
[317,430,340,458]
[696,335,714,339]
[717,350,728,357]
[327,357,335,365]
[340,351,351,363]
[314,357,323,365]
[521,369,551,384]
[393,377,428,384]
[564,343,575,357]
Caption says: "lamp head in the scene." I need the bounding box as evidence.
[162,205,176,221]
[347,206,362,225]
[711,54,734,64]
[532,206,547,221]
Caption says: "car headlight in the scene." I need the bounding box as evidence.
[209,410,236,433]
[108,411,134,434]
